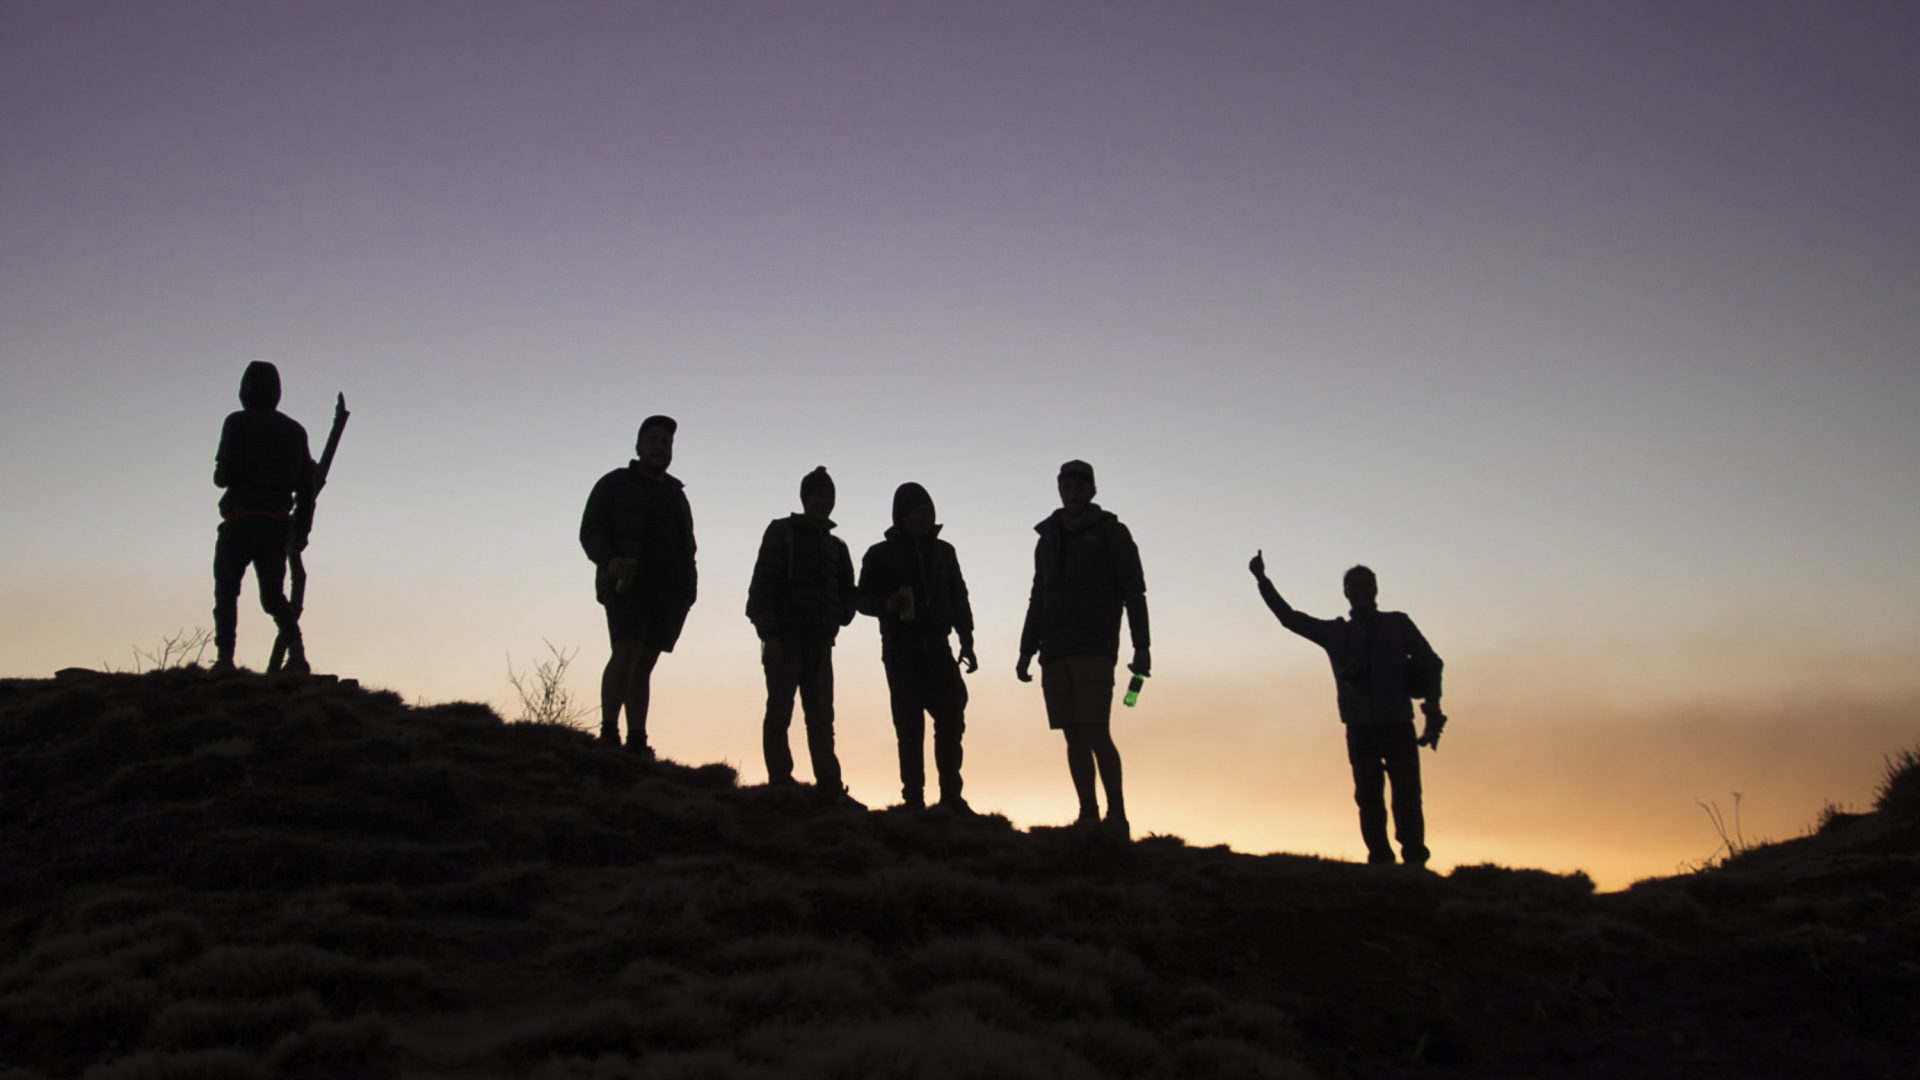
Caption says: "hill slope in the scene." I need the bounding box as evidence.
[2,670,1914,1079]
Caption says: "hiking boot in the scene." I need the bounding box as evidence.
[599,727,621,747]
[210,655,236,675]
[1071,807,1100,830]
[902,790,926,811]
[934,796,975,816]
[816,785,867,811]
[1104,814,1131,842]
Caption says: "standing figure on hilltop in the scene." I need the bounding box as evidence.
[580,416,698,762]
[1017,460,1150,840]
[857,483,979,813]
[748,467,859,807]
[212,360,316,674]
[1250,553,1446,869]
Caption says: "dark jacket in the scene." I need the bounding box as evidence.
[747,515,856,644]
[214,361,315,527]
[1260,580,1443,727]
[1019,505,1149,663]
[857,525,974,658]
[579,462,698,607]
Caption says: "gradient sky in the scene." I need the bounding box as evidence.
[4,2,1917,888]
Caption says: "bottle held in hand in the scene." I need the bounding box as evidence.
[1123,671,1148,708]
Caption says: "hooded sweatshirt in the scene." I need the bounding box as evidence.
[855,483,975,657]
[214,361,315,525]
[746,513,856,644]
[1018,504,1149,662]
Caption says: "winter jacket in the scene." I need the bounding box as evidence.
[857,525,974,658]
[214,361,315,526]
[1018,505,1149,663]
[580,463,698,607]
[746,515,857,644]
[1260,580,1443,727]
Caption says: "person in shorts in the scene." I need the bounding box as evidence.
[1016,460,1150,839]
[579,415,697,759]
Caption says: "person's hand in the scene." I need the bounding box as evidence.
[1016,653,1034,683]
[958,644,979,674]
[1249,549,1265,579]
[1417,700,1447,750]
[885,587,911,614]
[1129,647,1151,678]
[761,637,784,670]
[607,557,638,584]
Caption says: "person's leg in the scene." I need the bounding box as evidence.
[600,640,638,744]
[1087,726,1125,826]
[622,646,661,755]
[797,643,843,796]
[1068,657,1123,826]
[884,655,927,807]
[251,524,304,671]
[1347,725,1395,863]
[761,642,799,783]
[930,648,969,806]
[211,522,248,668]
[1382,722,1428,866]
[1044,659,1099,823]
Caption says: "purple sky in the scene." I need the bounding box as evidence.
[4,2,1917,886]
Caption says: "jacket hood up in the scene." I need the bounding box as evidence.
[239,361,282,410]
[891,482,935,528]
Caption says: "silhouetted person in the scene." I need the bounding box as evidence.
[748,467,858,807]
[212,361,315,674]
[1250,553,1445,868]
[1017,460,1150,840]
[857,483,979,812]
[580,416,697,760]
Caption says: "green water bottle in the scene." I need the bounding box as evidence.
[1123,671,1148,708]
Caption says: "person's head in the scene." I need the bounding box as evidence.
[1057,459,1096,514]
[239,360,281,410]
[635,415,676,473]
[892,482,936,538]
[800,466,836,519]
[1343,564,1378,611]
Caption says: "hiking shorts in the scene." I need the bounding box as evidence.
[1041,655,1114,730]
[603,595,689,652]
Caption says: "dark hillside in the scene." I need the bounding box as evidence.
[2,670,1914,1078]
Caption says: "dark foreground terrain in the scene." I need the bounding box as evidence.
[1,670,1914,1079]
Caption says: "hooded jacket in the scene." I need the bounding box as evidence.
[746,514,856,644]
[579,462,698,606]
[856,484,974,657]
[214,361,315,525]
[1260,580,1443,727]
[1018,504,1149,663]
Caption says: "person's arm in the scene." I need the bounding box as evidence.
[835,538,857,627]
[1016,546,1043,681]
[682,494,698,607]
[854,544,890,618]
[1113,524,1150,675]
[213,413,239,488]
[579,475,617,567]
[744,522,783,641]
[1249,550,1334,646]
[1407,616,1443,706]
[950,544,977,672]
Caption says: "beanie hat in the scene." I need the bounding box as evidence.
[1058,459,1095,484]
[800,466,835,501]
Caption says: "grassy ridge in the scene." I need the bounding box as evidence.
[1,670,1914,1078]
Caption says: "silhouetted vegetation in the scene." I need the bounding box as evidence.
[0,670,1913,1077]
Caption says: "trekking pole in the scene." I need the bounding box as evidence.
[270,393,349,672]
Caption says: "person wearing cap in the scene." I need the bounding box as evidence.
[747,467,859,807]
[580,415,698,761]
[856,482,979,812]
[212,360,316,673]
[1249,554,1445,869]
[1017,459,1151,839]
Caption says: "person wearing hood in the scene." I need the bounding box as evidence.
[1250,554,1445,869]
[856,483,979,812]
[747,467,859,807]
[1016,459,1150,840]
[580,415,699,761]
[211,360,316,673]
